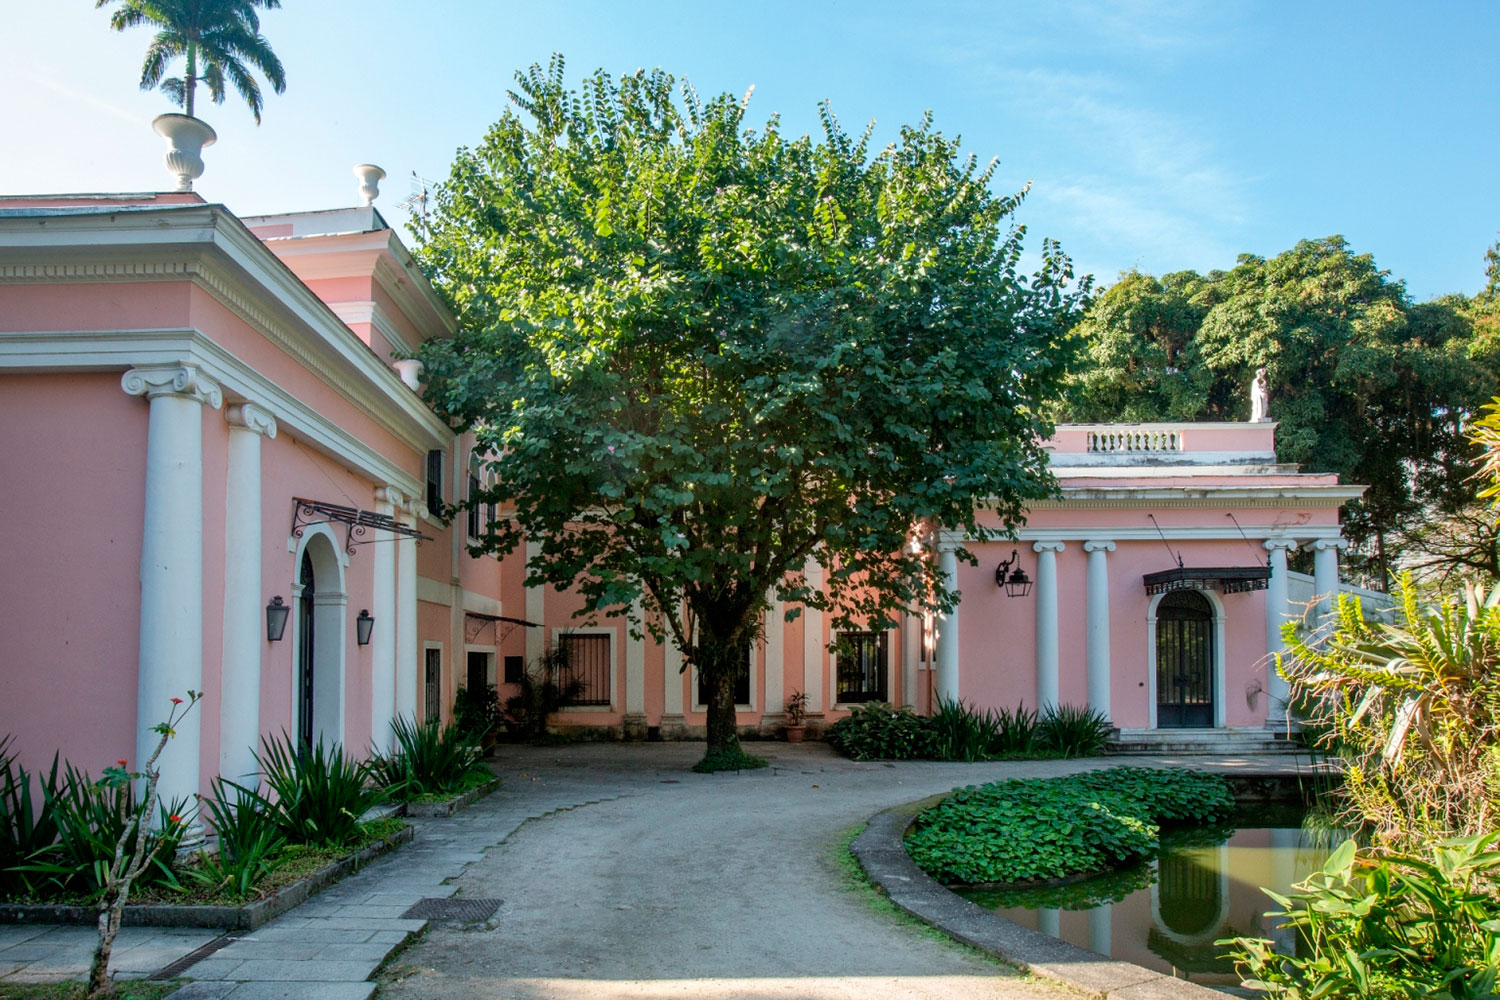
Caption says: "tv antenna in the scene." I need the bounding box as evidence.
[397,172,433,219]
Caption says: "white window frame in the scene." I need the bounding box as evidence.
[1145,589,1227,729]
[550,627,617,712]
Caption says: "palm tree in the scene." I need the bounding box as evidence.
[96,0,287,124]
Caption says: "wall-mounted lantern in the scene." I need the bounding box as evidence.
[356,609,375,646]
[266,597,290,642]
[994,550,1033,598]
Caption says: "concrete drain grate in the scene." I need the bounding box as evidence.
[401,897,503,922]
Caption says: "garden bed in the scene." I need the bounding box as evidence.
[0,822,412,930]
[401,775,501,818]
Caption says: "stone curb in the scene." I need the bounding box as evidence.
[400,777,502,818]
[851,797,1225,1000]
[0,825,415,931]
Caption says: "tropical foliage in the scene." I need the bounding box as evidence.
[825,700,1110,762]
[413,55,1092,762]
[368,716,492,801]
[905,768,1234,885]
[1226,835,1500,1000]
[254,733,385,849]
[96,0,287,122]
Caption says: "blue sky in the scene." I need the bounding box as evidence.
[3,1,1496,300]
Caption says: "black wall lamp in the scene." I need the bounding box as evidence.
[994,550,1033,598]
[356,609,375,646]
[266,597,290,642]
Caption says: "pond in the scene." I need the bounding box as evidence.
[955,805,1332,993]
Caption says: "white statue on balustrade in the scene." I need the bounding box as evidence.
[1250,367,1270,423]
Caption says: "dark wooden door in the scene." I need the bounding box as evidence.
[297,550,315,750]
[1156,590,1214,728]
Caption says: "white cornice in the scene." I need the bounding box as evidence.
[0,327,423,497]
[1020,485,1365,510]
[0,206,451,454]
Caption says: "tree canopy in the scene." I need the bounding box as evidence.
[96,0,286,123]
[1058,237,1497,584]
[413,57,1091,758]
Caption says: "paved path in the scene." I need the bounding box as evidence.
[0,744,1321,999]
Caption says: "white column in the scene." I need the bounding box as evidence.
[1083,540,1114,722]
[934,541,960,706]
[802,558,824,714]
[1264,539,1297,726]
[1033,541,1065,712]
[122,364,221,818]
[624,594,646,737]
[370,487,402,751]
[1312,538,1345,621]
[664,629,685,718]
[764,594,785,716]
[524,538,545,665]
[219,403,275,784]
[395,501,422,723]
[901,611,921,709]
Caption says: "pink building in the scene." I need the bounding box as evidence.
[0,179,1362,806]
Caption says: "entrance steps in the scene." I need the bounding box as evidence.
[1107,726,1306,756]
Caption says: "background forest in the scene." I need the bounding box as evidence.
[1054,236,1500,588]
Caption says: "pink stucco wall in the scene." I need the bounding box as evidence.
[0,374,145,776]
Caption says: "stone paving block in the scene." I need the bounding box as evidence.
[309,941,402,963]
[180,957,245,980]
[219,982,375,1000]
[242,927,375,945]
[212,941,326,962]
[222,958,379,982]
[333,904,410,919]
[165,983,237,999]
[366,930,413,946]
[0,927,49,948]
[303,917,426,933]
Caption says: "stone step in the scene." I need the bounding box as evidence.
[1106,727,1308,755]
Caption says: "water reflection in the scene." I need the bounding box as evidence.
[955,808,1330,991]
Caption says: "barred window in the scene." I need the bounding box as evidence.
[836,631,888,703]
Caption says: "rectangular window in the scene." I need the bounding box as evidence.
[557,634,610,707]
[836,631,888,703]
[425,449,444,518]
[503,654,524,685]
[466,466,482,539]
[424,647,442,723]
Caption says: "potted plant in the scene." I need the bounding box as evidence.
[784,690,809,743]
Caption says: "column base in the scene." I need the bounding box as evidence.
[622,713,649,741]
[656,714,688,740]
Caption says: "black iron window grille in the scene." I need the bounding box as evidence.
[836,630,888,703]
[425,449,444,518]
[558,634,611,707]
[423,648,442,723]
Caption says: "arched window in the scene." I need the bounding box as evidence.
[1155,590,1214,728]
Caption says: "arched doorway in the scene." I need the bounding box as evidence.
[297,550,316,749]
[1156,589,1214,728]
[293,528,347,749]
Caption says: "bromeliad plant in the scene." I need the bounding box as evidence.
[189,777,285,897]
[369,716,491,801]
[255,733,385,849]
[1225,834,1500,1000]
[0,737,61,899]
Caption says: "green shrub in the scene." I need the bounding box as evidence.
[189,778,285,897]
[19,762,190,901]
[930,699,1002,762]
[691,746,769,773]
[370,716,490,800]
[825,703,935,761]
[0,739,61,898]
[1037,703,1113,758]
[256,734,384,849]
[501,647,585,741]
[905,768,1235,885]
[986,704,1041,757]
[452,683,501,742]
[1225,834,1500,1000]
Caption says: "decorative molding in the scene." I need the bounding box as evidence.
[1032,540,1066,554]
[225,401,277,438]
[373,485,406,510]
[121,363,222,407]
[1021,486,1365,510]
[1263,538,1299,553]
[416,576,453,606]
[1082,540,1116,553]
[1311,538,1349,552]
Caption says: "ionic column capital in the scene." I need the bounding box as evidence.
[1033,540,1066,554]
[402,497,429,522]
[122,364,222,408]
[1311,538,1349,552]
[1263,538,1298,554]
[1083,540,1116,554]
[225,402,277,438]
[374,485,406,510]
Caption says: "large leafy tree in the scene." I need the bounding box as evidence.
[1062,237,1492,584]
[414,57,1090,760]
[97,0,286,123]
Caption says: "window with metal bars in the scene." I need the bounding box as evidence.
[425,449,444,518]
[423,647,442,723]
[836,630,888,703]
[557,634,611,706]
[466,459,481,539]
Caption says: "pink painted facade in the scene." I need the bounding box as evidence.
[0,189,1363,802]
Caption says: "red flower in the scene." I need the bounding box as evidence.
[170,697,184,705]
[169,815,182,824]
[117,759,128,766]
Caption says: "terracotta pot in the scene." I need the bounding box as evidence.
[784,723,806,743]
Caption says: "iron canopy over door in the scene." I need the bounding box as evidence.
[1155,589,1214,728]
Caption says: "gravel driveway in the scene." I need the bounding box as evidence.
[375,742,1100,1000]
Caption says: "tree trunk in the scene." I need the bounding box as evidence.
[696,635,746,753]
[87,889,121,998]
[185,41,197,118]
